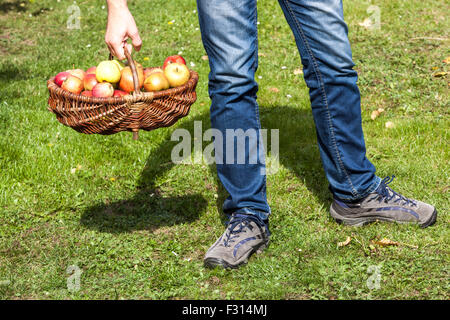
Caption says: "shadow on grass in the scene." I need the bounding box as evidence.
[0,1,27,13]
[80,104,331,233]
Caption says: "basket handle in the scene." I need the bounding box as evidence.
[109,47,140,94]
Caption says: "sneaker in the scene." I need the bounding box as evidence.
[204,213,270,269]
[330,176,437,228]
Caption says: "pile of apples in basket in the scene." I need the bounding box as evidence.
[53,55,190,97]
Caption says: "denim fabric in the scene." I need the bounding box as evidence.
[197,0,381,220]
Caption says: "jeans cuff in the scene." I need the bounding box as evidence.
[228,207,270,222]
[335,175,382,202]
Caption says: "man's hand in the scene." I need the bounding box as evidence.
[105,0,142,60]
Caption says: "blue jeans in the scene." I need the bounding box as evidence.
[197,0,381,221]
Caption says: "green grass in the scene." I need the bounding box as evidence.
[0,0,449,300]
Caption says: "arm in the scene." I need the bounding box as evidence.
[105,0,142,60]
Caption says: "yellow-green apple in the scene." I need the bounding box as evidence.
[144,67,163,79]
[113,90,128,97]
[86,66,97,75]
[61,75,84,94]
[164,63,190,87]
[81,90,93,97]
[83,73,99,91]
[111,60,125,72]
[54,71,71,87]
[92,82,114,98]
[119,66,144,93]
[67,69,86,81]
[144,72,170,92]
[163,55,186,69]
[96,60,122,83]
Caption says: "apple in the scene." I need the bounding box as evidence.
[119,66,144,93]
[144,72,170,92]
[96,60,122,83]
[86,66,97,75]
[81,90,93,97]
[113,90,128,97]
[164,63,190,87]
[163,55,186,69]
[111,60,125,72]
[54,71,71,87]
[67,68,86,81]
[61,75,84,94]
[144,67,163,79]
[83,73,99,91]
[92,82,114,98]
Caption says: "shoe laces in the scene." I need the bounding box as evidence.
[369,175,417,206]
[222,214,258,247]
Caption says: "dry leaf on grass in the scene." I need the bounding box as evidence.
[293,68,303,75]
[433,71,447,77]
[370,108,385,120]
[358,18,373,29]
[338,236,352,247]
[443,56,450,64]
[269,87,280,93]
[371,238,418,249]
[372,238,399,247]
[385,121,395,129]
[201,55,209,61]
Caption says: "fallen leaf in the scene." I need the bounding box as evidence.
[358,18,373,29]
[258,52,266,57]
[371,110,380,120]
[201,55,209,61]
[385,121,395,129]
[269,87,280,93]
[293,68,303,75]
[371,238,399,247]
[433,71,447,77]
[443,56,450,64]
[338,236,352,247]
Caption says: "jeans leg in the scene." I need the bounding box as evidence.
[278,0,381,201]
[197,0,270,220]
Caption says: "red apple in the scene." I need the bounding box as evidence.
[113,90,128,97]
[163,55,186,69]
[61,75,84,94]
[67,68,86,81]
[86,66,97,75]
[54,71,71,87]
[164,63,190,88]
[144,72,170,92]
[92,82,114,98]
[119,66,144,93]
[83,73,99,91]
[81,91,93,97]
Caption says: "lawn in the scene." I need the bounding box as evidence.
[0,0,448,300]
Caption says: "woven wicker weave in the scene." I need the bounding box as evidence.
[47,50,198,140]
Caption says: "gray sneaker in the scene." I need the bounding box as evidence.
[330,176,437,228]
[204,214,270,269]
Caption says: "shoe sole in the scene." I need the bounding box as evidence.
[203,242,269,270]
[330,203,438,228]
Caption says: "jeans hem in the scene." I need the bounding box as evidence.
[231,208,270,221]
[334,175,382,202]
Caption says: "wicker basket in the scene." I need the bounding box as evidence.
[47,50,198,140]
